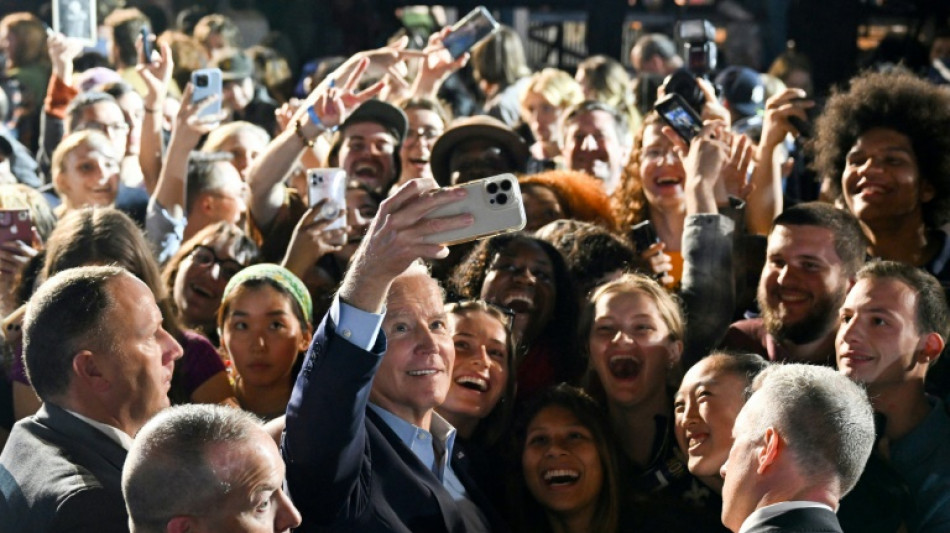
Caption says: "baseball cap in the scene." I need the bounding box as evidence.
[715,66,765,119]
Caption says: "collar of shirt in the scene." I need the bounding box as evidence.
[63,407,135,450]
[368,403,457,480]
[739,501,834,533]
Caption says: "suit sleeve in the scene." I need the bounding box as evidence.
[49,488,130,533]
[282,312,386,526]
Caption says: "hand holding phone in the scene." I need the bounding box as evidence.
[307,168,347,230]
[442,6,500,59]
[422,174,526,245]
[190,68,223,119]
[654,93,704,143]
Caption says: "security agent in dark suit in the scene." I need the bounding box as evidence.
[282,170,510,531]
[0,265,183,533]
[719,364,875,533]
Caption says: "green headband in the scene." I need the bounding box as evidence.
[221,263,313,324]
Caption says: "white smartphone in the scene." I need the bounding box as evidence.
[422,174,526,246]
[191,68,223,119]
[307,168,347,230]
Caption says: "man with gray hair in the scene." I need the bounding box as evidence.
[0,266,182,532]
[720,364,875,533]
[122,404,301,532]
[630,33,683,76]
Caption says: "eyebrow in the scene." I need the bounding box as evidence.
[848,146,913,156]
[230,309,291,318]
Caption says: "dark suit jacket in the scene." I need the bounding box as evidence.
[0,403,129,533]
[283,316,507,532]
[743,506,844,533]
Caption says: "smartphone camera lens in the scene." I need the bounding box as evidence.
[496,193,508,205]
[196,74,208,87]
[487,182,498,194]
[500,179,511,191]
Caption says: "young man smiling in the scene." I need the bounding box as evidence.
[836,261,950,533]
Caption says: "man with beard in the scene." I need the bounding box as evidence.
[720,202,866,365]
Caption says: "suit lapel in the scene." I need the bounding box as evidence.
[36,404,128,472]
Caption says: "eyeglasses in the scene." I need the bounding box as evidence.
[80,121,130,136]
[405,127,443,144]
[190,245,245,279]
[445,296,516,332]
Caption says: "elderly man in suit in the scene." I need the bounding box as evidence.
[0,265,182,532]
[720,364,875,533]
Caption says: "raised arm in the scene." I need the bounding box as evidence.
[745,88,812,234]
[135,36,174,195]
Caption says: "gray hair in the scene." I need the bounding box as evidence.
[744,364,875,497]
[122,404,263,532]
[23,265,126,400]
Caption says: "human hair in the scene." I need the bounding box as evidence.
[694,350,770,396]
[122,404,262,532]
[518,170,618,231]
[192,14,238,50]
[813,69,950,227]
[0,183,57,241]
[104,8,151,67]
[399,97,452,127]
[450,234,578,376]
[201,120,271,153]
[611,112,662,231]
[159,30,207,91]
[65,91,121,133]
[246,45,293,103]
[514,383,622,533]
[575,55,637,127]
[743,364,875,497]
[471,25,530,88]
[184,150,235,214]
[98,80,137,101]
[767,50,812,86]
[535,219,636,297]
[631,33,679,65]
[162,221,258,298]
[521,68,584,112]
[562,100,630,157]
[0,13,49,68]
[771,202,868,278]
[855,260,950,340]
[23,265,126,401]
[444,300,518,446]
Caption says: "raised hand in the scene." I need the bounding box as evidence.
[282,201,348,279]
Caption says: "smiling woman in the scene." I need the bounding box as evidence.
[513,384,624,533]
[51,130,121,216]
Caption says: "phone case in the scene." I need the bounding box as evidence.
[655,93,703,143]
[443,6,500,59]
[631,219,659,253]
[0,209,31,244]
[422,174,526,246]
[191,68,223,119]
[140,27,153,63]
[307,168,347,230]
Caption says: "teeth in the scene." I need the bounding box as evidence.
[543,469,580,484]
[407,369,437,377]
[355,162,378,175]
[778,292,807,303]
[687,434,707,449]
[609,355,636,364]
[456,376,488,392]
[504,294,532,306]
[860,185,886,195]
[656,177,681,185]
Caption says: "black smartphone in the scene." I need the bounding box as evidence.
[654,93,704,144]
[442,6,500,59]
[140,26,152,63]
[631,219,659,253]
[787,97,819,138]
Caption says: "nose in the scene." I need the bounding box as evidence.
[274,489,303,531]
[471,345,491,368]
[414,325,439,354]
[544,436,569,458]
[611,329,633,345]
[580,134,598,152]
[513,266,537,285]
[683,397,700,422]
[838,315,862,346]
[720,459,728,480]
[161,328,184,364]
[209,262,222,280]
[775,264,794,286]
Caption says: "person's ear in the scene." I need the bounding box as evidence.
[757,426,781,474]
[668,339,683,367]
[920,179,936,204]
[297,323,313,353]
[917,332,944,366]
[72,350,109,393]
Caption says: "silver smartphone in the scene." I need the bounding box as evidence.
[191,68,223,119]
[422,174,526,246]
[442,6,500,59]
[307,168,347,230]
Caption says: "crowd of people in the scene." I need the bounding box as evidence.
[0,4,949,533]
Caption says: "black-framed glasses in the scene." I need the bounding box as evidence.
[190,245,244,279]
